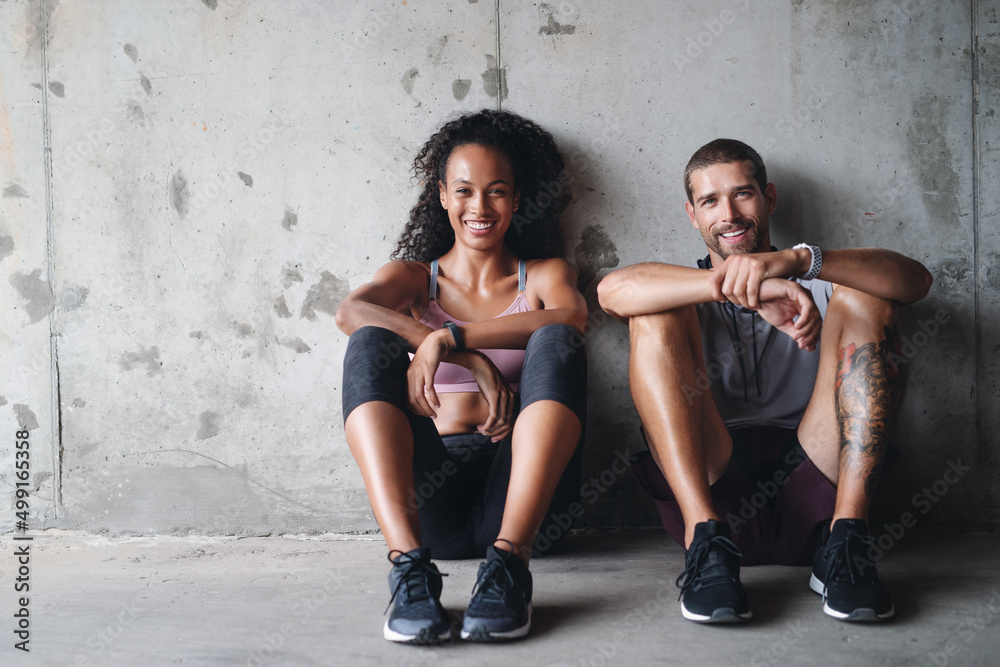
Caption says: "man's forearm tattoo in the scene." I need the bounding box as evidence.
[835,326,903,496]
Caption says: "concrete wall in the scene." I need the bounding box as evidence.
[1,0,996,535]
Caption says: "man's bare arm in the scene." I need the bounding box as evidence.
[716,247,933,309]
[597,263,723,322]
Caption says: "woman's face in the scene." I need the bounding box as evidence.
[438,144,520,252]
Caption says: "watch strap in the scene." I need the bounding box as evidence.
[443,321,464,351]
[793,243,823,281]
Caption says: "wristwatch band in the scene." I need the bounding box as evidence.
[793,243,823,281]
[443,321,465,351]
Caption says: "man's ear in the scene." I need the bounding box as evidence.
[439,180,447,209]
[686,201,697,228]
[764,183,777,216]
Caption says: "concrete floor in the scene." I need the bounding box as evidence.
[5,528,999,666]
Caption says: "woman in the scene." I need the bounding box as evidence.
[335,109,588,644]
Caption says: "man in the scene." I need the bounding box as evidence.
[597,139,932,624]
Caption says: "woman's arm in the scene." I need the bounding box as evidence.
[424,258,589,354]
[334,260,435,349]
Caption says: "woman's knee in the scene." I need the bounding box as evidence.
[342,326,411,420]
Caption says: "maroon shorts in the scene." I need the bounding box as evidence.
[631,425,836,566]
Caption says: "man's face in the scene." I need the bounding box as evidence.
[685,160,776,261]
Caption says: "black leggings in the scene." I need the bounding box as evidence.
[342,324,587,559]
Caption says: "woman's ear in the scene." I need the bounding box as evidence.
[439,180,447,209]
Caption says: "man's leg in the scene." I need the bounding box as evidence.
[629,307,733,547]
[797,287,901,621]
[629,307,750,623]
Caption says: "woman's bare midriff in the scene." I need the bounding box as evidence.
[433,391,494,436]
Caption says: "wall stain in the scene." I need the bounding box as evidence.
[57,286,88,312]
[452,78,471,101]
[278,337,311,353]
[300,271,349,321]
[119,346,163,376]
[233,322,254,338]
[48,81,65,97]
[202,0,218,10]
[189,330,205,339]
[10,269,55,323]
[274,295,292,319]
[539,3,576,35]
[237,171,253,188]
[427,36,448,64]
[71,398,87,408]
[481,55,508,100]
[281,207,298,231]
[170,170,190,217]
[128,100,145,122]
[281,263,304,288]
[123,43,139,62]
[13,404,39,431]
[0,235,14,262]
[139,73,152,95]
[574,224,620,292]
[4,184,29,198]
[197,410,221,440]
[0,396,7,407]
[936,259,971,290]
[400,67,419,95]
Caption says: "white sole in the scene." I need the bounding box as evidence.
[681,601,752,623]
[812,573,894,621]
[809,572,825,595]
[383,620,451,644]
[823,601,895,621]
[460,602,532,640]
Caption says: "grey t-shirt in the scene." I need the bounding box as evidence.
[693,255,834,429]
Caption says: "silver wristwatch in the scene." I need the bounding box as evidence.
[792,243,823,281]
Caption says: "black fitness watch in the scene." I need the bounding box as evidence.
[443,321,465,351]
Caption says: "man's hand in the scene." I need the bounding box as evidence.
[755,278,821,351]
[710,249,810,309]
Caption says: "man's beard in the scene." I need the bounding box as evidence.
[704,223,766,259]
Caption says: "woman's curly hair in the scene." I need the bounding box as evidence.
[392,109,572,261]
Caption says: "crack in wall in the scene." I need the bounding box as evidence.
[40,0,63,513]
[971,0,984,516]
[495,0,502,111]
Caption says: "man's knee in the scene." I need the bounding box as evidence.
[628,306,698,344]
[827,287,898,330]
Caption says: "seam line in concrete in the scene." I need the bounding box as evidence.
[40,0,63,513]
[495,0,502,111]
[971,0,983,512]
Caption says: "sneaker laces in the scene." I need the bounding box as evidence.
[675,534,743,599]
[823,531,877,590]
[470,544,517,603]
[471,559,515,603]
[385,550,447,614]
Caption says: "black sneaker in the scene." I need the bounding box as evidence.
[460,543,533,641]
[384,547,451,644]
[676,520,752,623]
[810,518,894,622]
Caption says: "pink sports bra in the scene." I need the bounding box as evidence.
[415,259,531,393]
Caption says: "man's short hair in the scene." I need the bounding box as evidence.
[684,139,767,204]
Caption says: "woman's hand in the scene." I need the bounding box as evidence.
[407,329,453,418]
[466,352,516,443]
